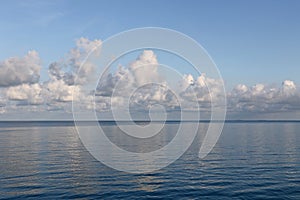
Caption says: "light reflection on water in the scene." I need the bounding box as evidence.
[0,122,299,199]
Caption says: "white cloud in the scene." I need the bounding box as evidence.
[128,84,179,110]
[129,50,160,86]
[179,74,194,91]
[6,83,43,105]
[48,37,102,85]
[0,50,41,87]
[1,39,300,118]
[96,65,134,97]
[44,37,101,109]
[282,80,296,96]
[179,73,225,110]
[44,79,81,102]
[94,51,300,114]
[96,50,176,110]
[228,80,300,112]
[0,89,6,114]
[0,37,101,114]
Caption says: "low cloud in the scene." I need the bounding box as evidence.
[96,50,174,110]
[0,38,101,111]
[228,80,300,112]
[0,39,300,118]
[179,73,225,105]
[45,37,101,106]
[44,79,81,102]
[0,51,41,87]
[129,50,160,86]
[48,37,102,85]
[6,83,43,105]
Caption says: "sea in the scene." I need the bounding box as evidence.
[0,121,299,199]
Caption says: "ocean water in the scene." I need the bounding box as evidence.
[0,121,299,199]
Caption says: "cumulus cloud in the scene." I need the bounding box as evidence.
[179,74,194,91]
[95,50,175,110]
[128,84,179,110]
[45,37,101,107]
[6,83,43,105]
[1,38,300,118]
[228,80,300,112]
[0,37,101,113]
[0,89,7,114]
[0,51,41,87]
[44,79,81,102]
[48,37,102,85]
[96,66,134,97]
[178,73,225,110]
[282,80,296,96]
[129,50,161,86]
[93,50,300,114]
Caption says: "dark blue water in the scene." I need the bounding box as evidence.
[0,122,299,199]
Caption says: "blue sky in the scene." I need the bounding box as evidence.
[1,0,300,88]
[1,0,300,120]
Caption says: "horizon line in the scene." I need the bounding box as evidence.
[0,120,300,123]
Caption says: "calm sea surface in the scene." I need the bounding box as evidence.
[0,122,299,199]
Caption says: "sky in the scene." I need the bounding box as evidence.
[0,0,300,120]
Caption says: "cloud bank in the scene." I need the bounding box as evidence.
[0,38,299,119]
[228,80,300,112]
